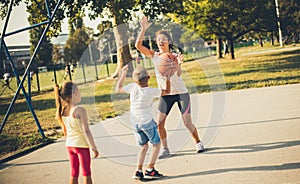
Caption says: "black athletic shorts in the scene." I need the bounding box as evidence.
[158,93,191,115]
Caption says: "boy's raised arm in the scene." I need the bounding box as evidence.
[116,65,128,93]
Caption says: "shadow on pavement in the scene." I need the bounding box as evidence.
[93,117,300,139]
[203,140,300,154]
[160,162,300,181]
[170,139,300,157]
[0,159,69,170]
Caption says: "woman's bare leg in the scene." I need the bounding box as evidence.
[182,113,200,143]
[157,112,168,149]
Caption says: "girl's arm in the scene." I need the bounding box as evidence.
[75,107,99,158]
[135,16,155,58]
[116,65,128,92]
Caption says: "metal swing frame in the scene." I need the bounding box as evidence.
[0,0,64,137]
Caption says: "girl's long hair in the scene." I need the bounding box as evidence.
[54,82,77,136]
[54,84,67,136]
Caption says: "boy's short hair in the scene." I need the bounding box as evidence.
[132,66,149,83]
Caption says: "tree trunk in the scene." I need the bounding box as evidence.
[270,32,274,45]
[229,39,235,59]
[109,1,133,78]
[292,32,298,44]
[259,35,263,47]
[216,37,223,59]
[276,34,279,44]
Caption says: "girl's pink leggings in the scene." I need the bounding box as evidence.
[67,147,91,177]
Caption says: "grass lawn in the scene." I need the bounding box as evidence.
[0,44,300,160]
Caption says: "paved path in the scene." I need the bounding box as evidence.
[1,84,300,184]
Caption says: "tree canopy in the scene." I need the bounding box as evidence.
[1,0,299,65]
[64,16,89,65]
[175,0,278,59]
[279,0,300,43]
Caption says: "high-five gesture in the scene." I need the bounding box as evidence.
[139,16,152,30]
[135,16,155,58]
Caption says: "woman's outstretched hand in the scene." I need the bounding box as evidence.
[140,16,152,30]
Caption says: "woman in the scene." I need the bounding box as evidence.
[135,16,205,159]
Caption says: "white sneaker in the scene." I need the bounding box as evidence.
[196,142,205,153]
[158,148,171,159]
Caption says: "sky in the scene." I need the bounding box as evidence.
[0,2,100,46]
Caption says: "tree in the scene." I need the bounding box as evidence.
[64,29,89,65]
[252,0,277,46]
[94,21,114,62]
[0,41,6,76]
[1,0,64,68]
[80,0,184,77]
[52,45,63,65]
[0,0,23,19]
[177,0,273,59]
[26,0,64,67]
[2,0,182,75]
[279,0,300,44]
[169,1,221,57]
[64,16,89,65]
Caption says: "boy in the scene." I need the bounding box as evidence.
[116,65,170,180]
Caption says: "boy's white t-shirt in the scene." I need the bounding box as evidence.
[153,52,188,95]
[123,83,162,124]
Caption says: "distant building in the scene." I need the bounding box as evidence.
[5,45,31,70]
[51,33,68,46]
[4,34,69,70]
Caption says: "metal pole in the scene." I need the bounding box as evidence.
[35,69,40,92]
[0,41,40,135]
[82,63,86,83]
[89,44,98,80]
[28,70,31,104]
[5,21,49,37]
[108,41,112,63]
[0,0,63,137]
[105,59,110,77]
[274,0,283,47]
[148,36,152,50]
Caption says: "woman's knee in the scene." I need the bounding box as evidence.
[182,114,194,127]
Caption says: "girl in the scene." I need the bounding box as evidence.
[54,81,99,184]
[135,16,205,159]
